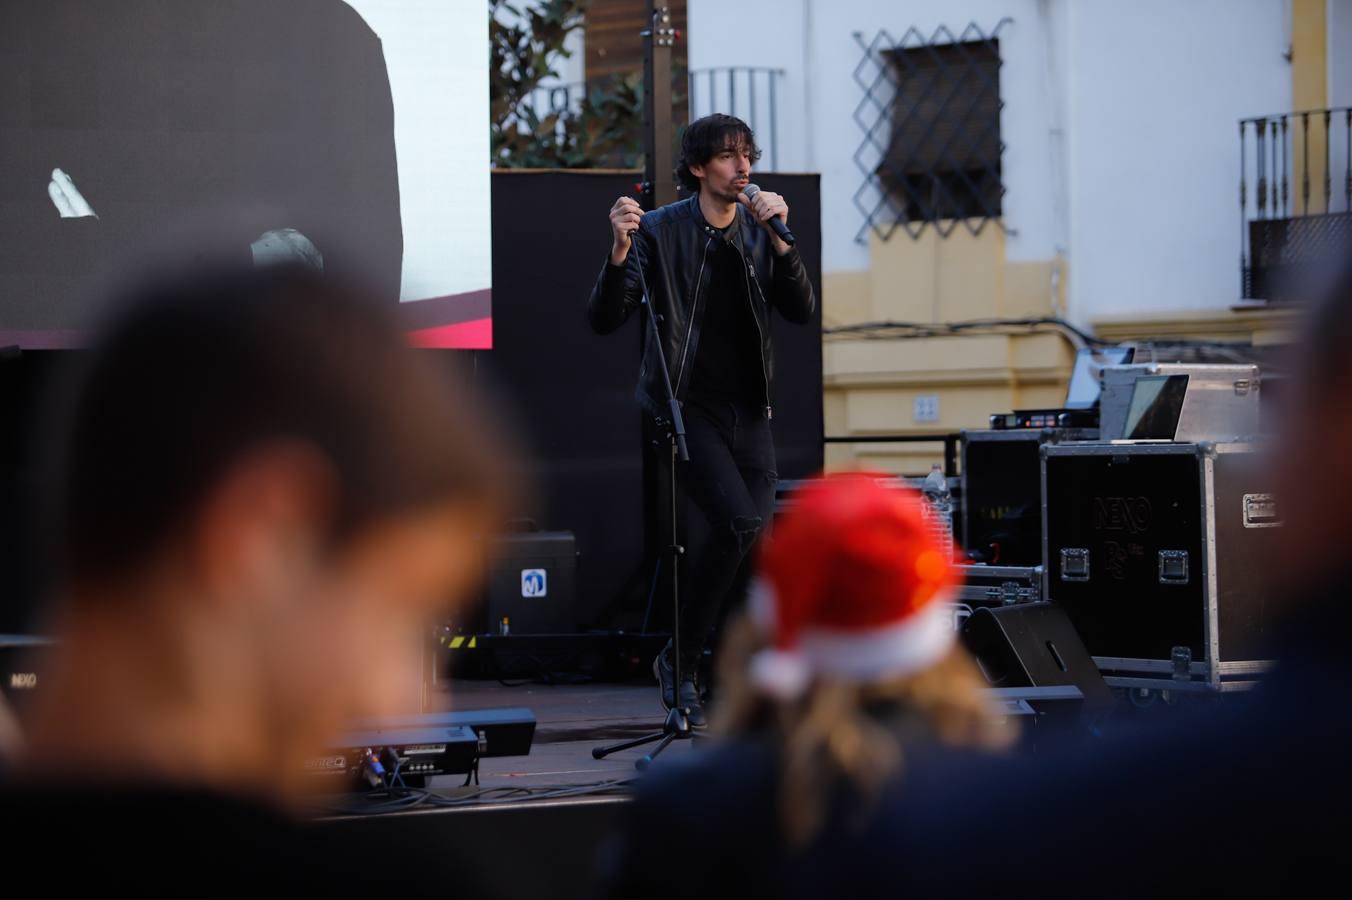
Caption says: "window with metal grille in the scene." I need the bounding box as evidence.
[853,22,1008,241]
[882,40,1002,222]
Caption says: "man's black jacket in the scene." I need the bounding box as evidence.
[587,193,816,421]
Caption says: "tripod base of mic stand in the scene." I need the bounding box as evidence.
[592,706,701,771]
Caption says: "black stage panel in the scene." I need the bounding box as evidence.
[753,173,825,483]
[477,171,649,631]
[317,796,626,900]
[481,171,823,632]
[0,351,64,633]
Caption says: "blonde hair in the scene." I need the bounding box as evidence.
[713,613,1016,846]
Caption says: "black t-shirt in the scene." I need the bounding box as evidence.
[687,227,765,408]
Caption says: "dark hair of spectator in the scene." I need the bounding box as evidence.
[676,114,762,193]
[52,263,508,590]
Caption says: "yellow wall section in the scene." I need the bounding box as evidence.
[1092,306,1302,347]
[1292,0,1329,213]
[822,223,1076,475]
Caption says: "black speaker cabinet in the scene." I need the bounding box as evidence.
[484,532,578,635]
[962,602,1111,707]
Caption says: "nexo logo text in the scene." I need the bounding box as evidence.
[9,672,38,690]
[1093,497,1152,535]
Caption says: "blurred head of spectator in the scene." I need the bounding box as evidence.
[17,262,509,803]
[713,472,1013,844]
[1275,255,1352,601]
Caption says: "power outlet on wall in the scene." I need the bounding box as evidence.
[912,395,940,424]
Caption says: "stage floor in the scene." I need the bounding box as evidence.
[434,679,699,790]
[317,679,665,900]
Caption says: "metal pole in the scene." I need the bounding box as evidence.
[1240,119,1248,297]
[773,70,784,171]
[750,68,758,144]
[643,4,677,207]
[1270,116,1278,215]
[1302,112,1310,214]
[1257,118,1267,218]
[1280,116,1288,217]
[1324,109,1333,213]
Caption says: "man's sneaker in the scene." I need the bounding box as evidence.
[652,641,676,711]
[678,678,707,728]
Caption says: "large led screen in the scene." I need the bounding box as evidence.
[0,0,492,348]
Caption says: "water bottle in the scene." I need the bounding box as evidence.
[922,463,951,508]
[921,464,954,560]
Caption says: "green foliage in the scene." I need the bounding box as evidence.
[489,0,587,165]
[489,0,684,170]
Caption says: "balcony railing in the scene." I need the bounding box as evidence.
[1240,107,1352,301]
[688,67,785,171]
[514,80,586,143]
[505,68,785,171]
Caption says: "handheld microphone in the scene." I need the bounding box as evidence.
[741,183,795,247]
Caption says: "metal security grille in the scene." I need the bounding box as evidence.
[852,21,1010,243]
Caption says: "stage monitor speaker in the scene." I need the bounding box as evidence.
[962,603,1112,708]
[484,531,578,635]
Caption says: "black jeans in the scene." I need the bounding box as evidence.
[678,395,777,674]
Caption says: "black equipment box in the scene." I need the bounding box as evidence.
[484,532,577,635]
[1042,441,1279,691]
[956,564,1043,606]
[307,723,480,789]
[950,564,1043,633]
[961,429,1097,566]
[0,635,52,709]
[354,708,536,759]
[989,409,1099,430]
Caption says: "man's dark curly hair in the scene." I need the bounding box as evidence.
[676,114,762,193]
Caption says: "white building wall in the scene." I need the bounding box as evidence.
[685,0,810,173]
[1063,0,1289,321]
[689,0,1296,322]
[690,0,1058,273]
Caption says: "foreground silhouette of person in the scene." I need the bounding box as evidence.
[884,265,1352,898]
[0,263,505,892]
[603,473,1014,899]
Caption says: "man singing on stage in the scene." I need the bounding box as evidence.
[587,113,816,725]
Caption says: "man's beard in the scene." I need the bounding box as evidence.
[710,182,741,204]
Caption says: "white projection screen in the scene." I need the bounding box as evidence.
[0,0,492,348]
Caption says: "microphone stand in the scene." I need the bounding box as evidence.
[592,232,700,770]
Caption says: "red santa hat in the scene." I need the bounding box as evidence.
[748,471,960,699]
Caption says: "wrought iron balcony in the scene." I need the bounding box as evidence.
[1240,107,1352,301]
[688,66,785,171]
[505,67,785,171]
